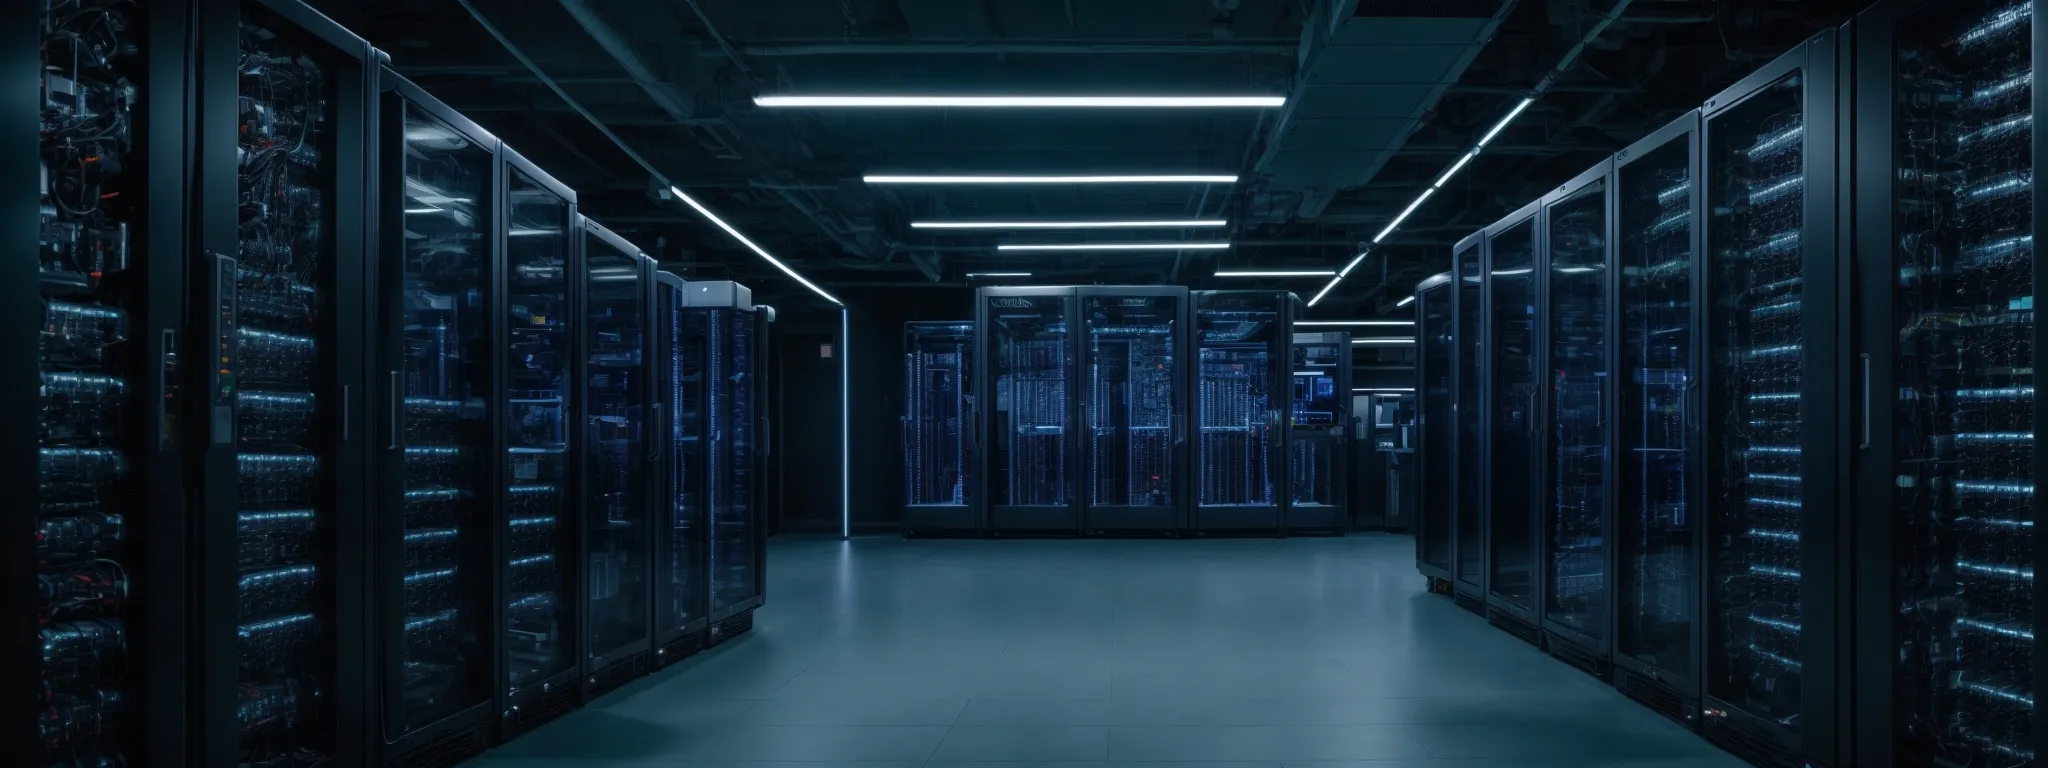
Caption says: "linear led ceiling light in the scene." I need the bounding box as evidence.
[1306,96,1540,309]
[1217,270,1334,277]
[668,186,842,306]
[757,95,1286,108]
[1296,320,1414,327]
[1355,387,1417,393]
[912,219,1227,230]
[965,271,1034,277]
[1353,338,1417,345]
[998,242,1230,253]
[1396,295,1417,307]
[866,174,1237,185]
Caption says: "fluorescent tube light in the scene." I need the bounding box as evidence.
[840,308,850,539]
[1337,251,1371,278]
[911,219,1227,230]
[1434,152,1478,188]
[1355,387,1416,393]
[1490,267,1533,276]
[1374,187,1434,244]
[965,272,1033,277]
[1475,97,1535,148]
[865,174,1237,185]
[1353,338,1416,345]
[1306,274,1343,307]
[1555,266,1600,273]
[1296,320,1414,327]
[1396,295,1417,307]
[507,228,560,237]
[1293,370,1327,376]
[1216,270,1334,277]
[668,186,842,306]
[757,95,1286,108]
[998,242,1230,252]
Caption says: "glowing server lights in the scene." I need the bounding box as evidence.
[757,95,1286,109]
[912,219,1227,230]
[865,174,1238,185]
[997,242,1231,253]
[667,186,842,306]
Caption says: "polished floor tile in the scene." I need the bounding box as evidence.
[476,534,1743,767]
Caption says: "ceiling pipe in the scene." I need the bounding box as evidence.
[556,0,700,120]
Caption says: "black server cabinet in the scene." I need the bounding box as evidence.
[1452,234,1488,611]
[652,271,709,665]
[977,287,1082,533]
[1851,2,2044,765]
[901,321,980,534]
[685,281,768,643]
[197,2,377,766]
[1415,272,1457,588]
[370,70,502,765]
[1080,286,1190,533]
[1538,161,1618,676]
[1288,331,1350,533]
[1190,291,1291,534]
[1610,112,1706,727]
[11,0,192,763]
[1482,199,1545,639]
[1697,32,1851,767]
[495,149,579,738]
[577,221,654,697]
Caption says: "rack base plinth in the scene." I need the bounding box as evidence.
[1702,707,1801,768]
[1487,607,1541,646]
[501,682,579,743]
[655,631,705,668]
[1453,590,1485,615]
[1615,667,1697,731]
[1542,632,1609,679]
[708,609,755,648]
[384,720,489,768]
[583,650,652,702]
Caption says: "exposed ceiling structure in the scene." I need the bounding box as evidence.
[312,0,1866,314]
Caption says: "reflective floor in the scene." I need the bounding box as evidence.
[480,533,1740,767]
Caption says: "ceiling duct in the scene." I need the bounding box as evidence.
[1252,0,1517,220]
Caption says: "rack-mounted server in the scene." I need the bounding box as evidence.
[902,322,979,534]
[1482,199,1544,643]
[1851,2,2045,766]
[1611,112,1705,728]
[1288,331,1350,533]
[652,271,709,666]
[1414,273,1457,591]
[1452,235,1487,613]
[577,219,654,699]
[1081,287,1190,533]
[1191,291,1293,534]
[496,149,579,740]
[684,281,770,646]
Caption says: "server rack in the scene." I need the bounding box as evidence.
[1415,272,1456,589]
[1537,160,1618,677]
[1482,198,1546,641]
[1452,233,1488,612]
[1696,31,1851,767]
[1190,291,1292,534]
[576,220,654,698]
[370,68,502,766]
[901,321,980,534]
[1609,112,1706,727]
[495,148,579,739]
[1851,2,2044,765]
[196,2,377,766]
[11,0,193,763]
[652,271,709,665]
[685,281,768,643]
[1288,331,1350,533]
[1079,286,1190,533]
[977,287,1082,534]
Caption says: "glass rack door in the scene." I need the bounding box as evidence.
[1419,282,1455,572]
[1083,295,1181,510]
[711,308,760,613]
[1887,2,2036,762]
[583,241,648,655]
[1194,294,1281,510]
[904,323,974,509]
[660,280,706,634]
[1545,177,1611,639]
[986,294,1075,511]
[503,170,572,696]
[1488,218,1540,611]
[1617,128,1698,680]
[1290,338,1346,510]
[1456,243,1486,589]
[1705,71,1809,731]
[393,103,493,733]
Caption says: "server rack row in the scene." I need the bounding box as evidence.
[6,2,773,766]
[902,289,1351,536]
[1416,8,2048,765]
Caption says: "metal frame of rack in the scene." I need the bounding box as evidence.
[651,270,711,666]
[1481,196,1548,638]
[1078,285,1192,533]
[1189,290,1295,535]
[1451,232,1488,610]
[1286,330,1351,533]
[1608,110,1707,727]
[1414,273,1456,587]
[1850,2,2046,765]
[1695,30,1852,767]
[901,321,983,534]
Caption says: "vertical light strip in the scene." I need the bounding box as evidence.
[841,307,851,538]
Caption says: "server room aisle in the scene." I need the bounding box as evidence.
[476,536,1737,767]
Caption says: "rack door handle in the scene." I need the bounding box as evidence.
[649,402,664,463]
[1859,353,1871,450]
[387,371,401,450]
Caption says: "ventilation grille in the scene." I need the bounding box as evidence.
[508,684,578,738]
[710,609,756,645]
[386,722,487,768]
[1704,712,1802,768]
[1616,668,1693,727]
[1454,590,1485,615]
[1488,607,1541,645]
[1544,633,1608,677]
[1354,0,1508,18]
[658,632,704,667]
[588,651,651,699]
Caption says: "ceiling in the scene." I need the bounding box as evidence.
[312,0,1868,315]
